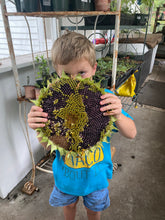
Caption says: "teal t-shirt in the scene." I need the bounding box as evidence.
[52,89,133,196]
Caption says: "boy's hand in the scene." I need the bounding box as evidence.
[28,106,48,130]
[100,93,122,119]
[100,93,137,139]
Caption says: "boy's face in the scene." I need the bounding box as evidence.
[56,58,97,79]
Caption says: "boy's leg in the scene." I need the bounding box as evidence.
[83,188,110,220]
[86,207,101,220]
[49,185,79,220]
[63,199,79,220]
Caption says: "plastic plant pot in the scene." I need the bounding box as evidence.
[134,14,148,26]
[95,0,110,11]
[93,74,110,88]
[23,85,36,99]
[14,0,21,12]
[22,0,40,12]
[35,79,43,88]
[35,88,40,99]
[75,0,92,11]
[52,0,70,11]
[40,0,53,11]
[90,0,95,10]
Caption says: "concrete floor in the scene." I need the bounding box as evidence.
[0,61,165,220]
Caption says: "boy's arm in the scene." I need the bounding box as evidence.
[113,114,136,139]
[100,93,137,139]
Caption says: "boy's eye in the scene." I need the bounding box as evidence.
[79,71,86,76]
[65,72,70,77]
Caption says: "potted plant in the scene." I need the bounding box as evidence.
[94,56,141,88]
[95,0,111,11]
[93,58,111,88]
[110,0,153,26]
[35,55,51,99]
[85,0,135,27]
[134,0,154,25]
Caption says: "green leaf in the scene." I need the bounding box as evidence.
[40,136,48,143]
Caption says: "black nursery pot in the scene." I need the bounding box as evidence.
[40,0,53,11]
[134,14,148,26]
[36,80,43,88]
[51,71,59,79]
[16,0,40,12]
[85,13,135,26]
[52,0,70,11]
[14,0,21,12]
[23,0,40,12]
[75,0,92,11]
[93,75,110,88]
[101,74,110,88]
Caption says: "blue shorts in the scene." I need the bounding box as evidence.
[49,185,110,212]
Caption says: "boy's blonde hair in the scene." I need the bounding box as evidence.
[51,31,96,70]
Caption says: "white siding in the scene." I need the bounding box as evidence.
[0,66,46,199]
[0,1,57,59]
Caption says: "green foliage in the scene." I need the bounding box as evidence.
[111,0,138,13]
[139,0,154,14]
[154,0,164,8]
[141,0,154,7]
[95,57,138,81]
[35,55,50,88]
[111,0,154,13]
[121,0,137,13]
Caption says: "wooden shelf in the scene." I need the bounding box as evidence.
[5,11,120,18]
[17,96,34,102]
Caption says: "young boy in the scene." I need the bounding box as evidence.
[28,31,136,220]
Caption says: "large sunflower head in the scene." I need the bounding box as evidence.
[33,73,116,157]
